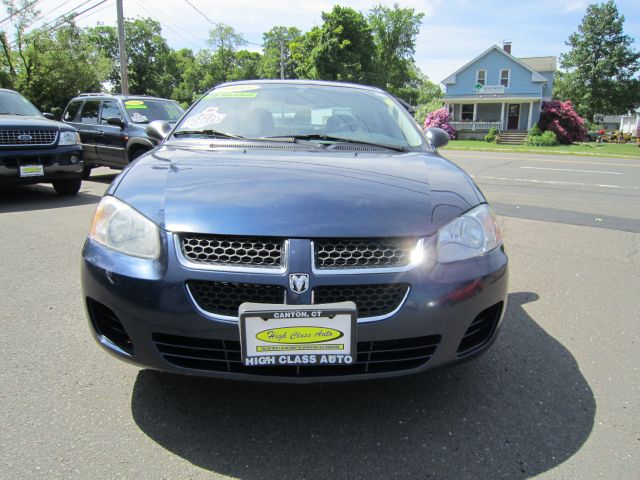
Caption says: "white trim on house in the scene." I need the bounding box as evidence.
[499,69,511,88]
[442,44,548,84]
[476,69,487,86]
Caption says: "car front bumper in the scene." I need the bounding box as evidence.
[0,145,83,185]
[81,231,509,383]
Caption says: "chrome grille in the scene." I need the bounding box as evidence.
[181,234,284,268]
[314,238,415,269]
[187,281,285,317]
[314,284,410,318]
[0,129,58,146]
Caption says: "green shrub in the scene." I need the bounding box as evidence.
[529,122,542,136]
[484,127,498,143]
[525,130,558,146]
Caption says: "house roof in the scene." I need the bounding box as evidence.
[519,56,557,72]
[442,45,550,85]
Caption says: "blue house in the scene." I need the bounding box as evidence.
[442,43,556,138]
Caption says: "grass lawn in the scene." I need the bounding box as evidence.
[442,140,640,158]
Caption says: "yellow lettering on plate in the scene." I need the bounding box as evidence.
[256,327,343,344]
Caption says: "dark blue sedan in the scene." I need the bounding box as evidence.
[82,80,508,383]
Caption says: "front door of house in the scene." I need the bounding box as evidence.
[507,104,520,130]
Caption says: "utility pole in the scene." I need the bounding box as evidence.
[116,0,129,94]
[279,38,284,79]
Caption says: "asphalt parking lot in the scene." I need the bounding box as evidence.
[1,151,639,479]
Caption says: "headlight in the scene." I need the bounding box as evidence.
[89,196,160,259]
[437,204,501,263]
[59,130,80,145]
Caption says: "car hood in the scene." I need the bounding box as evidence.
[0,115,64,128]
[110,145,484,238]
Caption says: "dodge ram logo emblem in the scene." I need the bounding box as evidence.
[289,273,309,294]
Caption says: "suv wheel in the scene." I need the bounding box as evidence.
[129,148,148,162]
[52,177,82,196]
[82,164,92,179]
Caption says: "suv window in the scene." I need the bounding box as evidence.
[63,100,82,122]
[101,100,123,124]
[80,100,100,124]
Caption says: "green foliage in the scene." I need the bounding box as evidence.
[288,27,320,79]
[484,127,498,143]
[555,0,640,120]
[525,130,558,146]
[414,99,444,125]
[367,3,424,90]
[311,6,375,83]
[87,18,175,97]
[0,1,109,114]
[529,122,542,136]
[259,26,302,79]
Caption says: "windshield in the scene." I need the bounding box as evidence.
[174,83,425,149]
[124,99,184,124]
[0,90,41,116]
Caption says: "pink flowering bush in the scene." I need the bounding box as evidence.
[423,108,457,140]
[539,100,586,144]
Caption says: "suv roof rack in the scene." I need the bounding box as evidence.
[78,92,154,97]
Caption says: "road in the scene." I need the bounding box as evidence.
[1,152,639,479]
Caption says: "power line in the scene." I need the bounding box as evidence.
[182,0,261,47]
[134,0,204,49]
[0,0,41,26]
[9,0,108,46]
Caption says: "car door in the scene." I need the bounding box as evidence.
[76,100,101,164]
[97,100,127,167]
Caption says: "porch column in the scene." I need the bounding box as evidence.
[527,101,534,130]
[473,103,478,130]
[500,102,505,130]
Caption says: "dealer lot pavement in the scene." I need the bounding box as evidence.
[1,153,639,479]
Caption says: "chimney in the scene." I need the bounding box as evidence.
[503,42,512,54]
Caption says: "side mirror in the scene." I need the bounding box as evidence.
[424,127,450,149]
[106,117,125,129]
[42,112,55,120]
[146,120,172,142]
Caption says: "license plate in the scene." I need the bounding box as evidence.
[19,165,44,177]
[239,302,357,367]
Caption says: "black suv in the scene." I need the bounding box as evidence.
[0,88,83,195]
[61,93,184,178]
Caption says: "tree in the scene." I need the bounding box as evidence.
[259,26,302,79]
[87,18,175,97]
[228,50,261,81]
[207,24,247,82]
[0,1,108,115]
[311,6,375,83]
[555,0,640,120]
[289,27,321,79]
[368,3,424,90]
[539,100,586,144]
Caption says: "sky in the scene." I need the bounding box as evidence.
[1,0,639,84]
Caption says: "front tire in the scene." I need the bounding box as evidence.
[129,148,148,162]
[81,164,92,179]
[52,177,81,196]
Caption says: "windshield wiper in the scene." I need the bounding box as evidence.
[265,134,408,152]
[173,129,245,139]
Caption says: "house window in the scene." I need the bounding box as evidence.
[476,70,486,86]
[462,104,474,121]
[500,69,510,87]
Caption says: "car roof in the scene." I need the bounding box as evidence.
[71,93,177,102]
[213,79,386,93]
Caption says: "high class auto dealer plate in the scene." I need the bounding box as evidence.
[239,302,357,367]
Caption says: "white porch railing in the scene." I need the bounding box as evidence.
[450,121,501,131]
